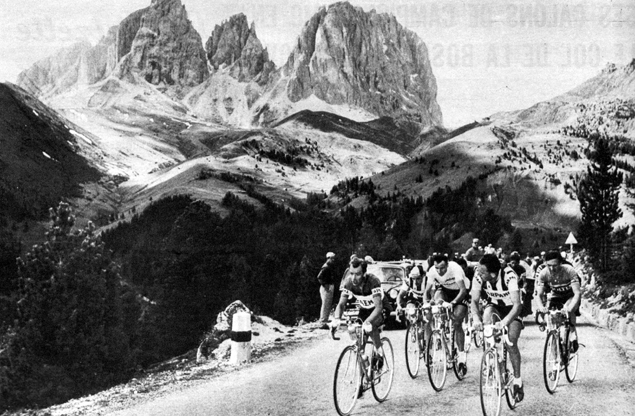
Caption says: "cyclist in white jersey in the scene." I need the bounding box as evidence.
[424,254,469,374]
[471,253,525,402]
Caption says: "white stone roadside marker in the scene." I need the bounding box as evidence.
[229,311,251,365]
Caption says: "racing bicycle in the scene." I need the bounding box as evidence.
[330,309,395,416]
[427,302,467,391]
[479,323,517,416]
[400,302,431,378]
[536,308,579,393]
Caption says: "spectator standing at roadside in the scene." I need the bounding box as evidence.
[465,238,484,266]
[317,252,338,329]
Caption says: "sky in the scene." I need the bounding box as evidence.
[1,0,634,127]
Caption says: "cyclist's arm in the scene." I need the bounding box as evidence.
[500,290,522,328]
[365,293,383,326]
[396,288,408,308]
[453,278,468,305]
[333,291,349,320]
[535,284,546,310]
[470,286,482,324]
[567,280,582,314]
[423,277,435,302]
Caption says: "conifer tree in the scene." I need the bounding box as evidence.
[577,139,623,271]
[5,202,132,407]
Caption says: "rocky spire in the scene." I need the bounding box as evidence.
[282,1,442,128]
[117,0,209,96]
[205,13,274,82]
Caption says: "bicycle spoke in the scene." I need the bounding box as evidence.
[372,337,394,402]
[480,349,502,416]
[333,346,361,416]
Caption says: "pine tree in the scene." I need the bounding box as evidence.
[4,202,133,407]
[577,139,623,271]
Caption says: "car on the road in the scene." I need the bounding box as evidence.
[366,260,410,324]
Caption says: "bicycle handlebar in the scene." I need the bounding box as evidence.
[535,308,570,332]
[483,324,513,347]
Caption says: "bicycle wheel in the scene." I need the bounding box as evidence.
[427,331,448,391]
[371,337,395,402]
[473,327,484,349]
[480,348,502,416]
[503,346,517,409]
[543,331,561,394]
[565,326,579,383]
[333,346,362,416]
[405,324,421,378]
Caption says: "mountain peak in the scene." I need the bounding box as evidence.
[281,2,442,129]
[116,0,208,96]
[205,13,273,82]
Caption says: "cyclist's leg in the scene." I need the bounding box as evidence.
[453,304,468,352]
[564,296,579,326]
[482,304,498,325]
[507,319,523,379]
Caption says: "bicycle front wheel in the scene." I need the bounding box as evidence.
[503,346,517,409]
[565,326,579,383]
[405,324,421,378]
[333,345,362,416]
[480,348,502,416]
[427,331,448,391]
[371,337,395,402]
[543,331,561,394]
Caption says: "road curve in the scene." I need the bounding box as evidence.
[108,315,635,416]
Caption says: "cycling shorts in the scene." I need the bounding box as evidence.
[357,307,387,327]
[548,295,581,316]
[484,304,523,323]
[435,287,469,306]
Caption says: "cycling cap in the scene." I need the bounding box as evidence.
[409,267,421,277]
[326,252,336,259]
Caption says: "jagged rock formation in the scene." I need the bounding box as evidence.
[17,0,208,100]
[16,31,119,98]
[205,13,275,83]
[268,1,442,129]
[117,0,209,97]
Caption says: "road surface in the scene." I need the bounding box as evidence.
[108,315,635,416]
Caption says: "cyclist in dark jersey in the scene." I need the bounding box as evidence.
[535,250,582,326]
[331,256,391,353]
[471,253,525,402]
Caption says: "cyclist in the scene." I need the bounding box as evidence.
[535,250,582,329]
[424,253,469,375]
[331,256,392,368]
[471,253,525,402]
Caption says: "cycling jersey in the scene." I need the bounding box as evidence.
[472,266,520,308]
[428,261,469,291]
[400,275,426,301]
[341,273,390,310]
[536,264,580,299]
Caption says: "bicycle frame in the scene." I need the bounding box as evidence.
[479,324,517,416]
[537,308,578,393]
[431,304,455,362]
[331,307,395,416]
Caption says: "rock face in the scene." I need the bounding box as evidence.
[16,29,119,98]
[117,0,209,97]
[280,1,442,128]
[205,13,275,83]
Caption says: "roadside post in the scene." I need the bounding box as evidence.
[229,311,252,365]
